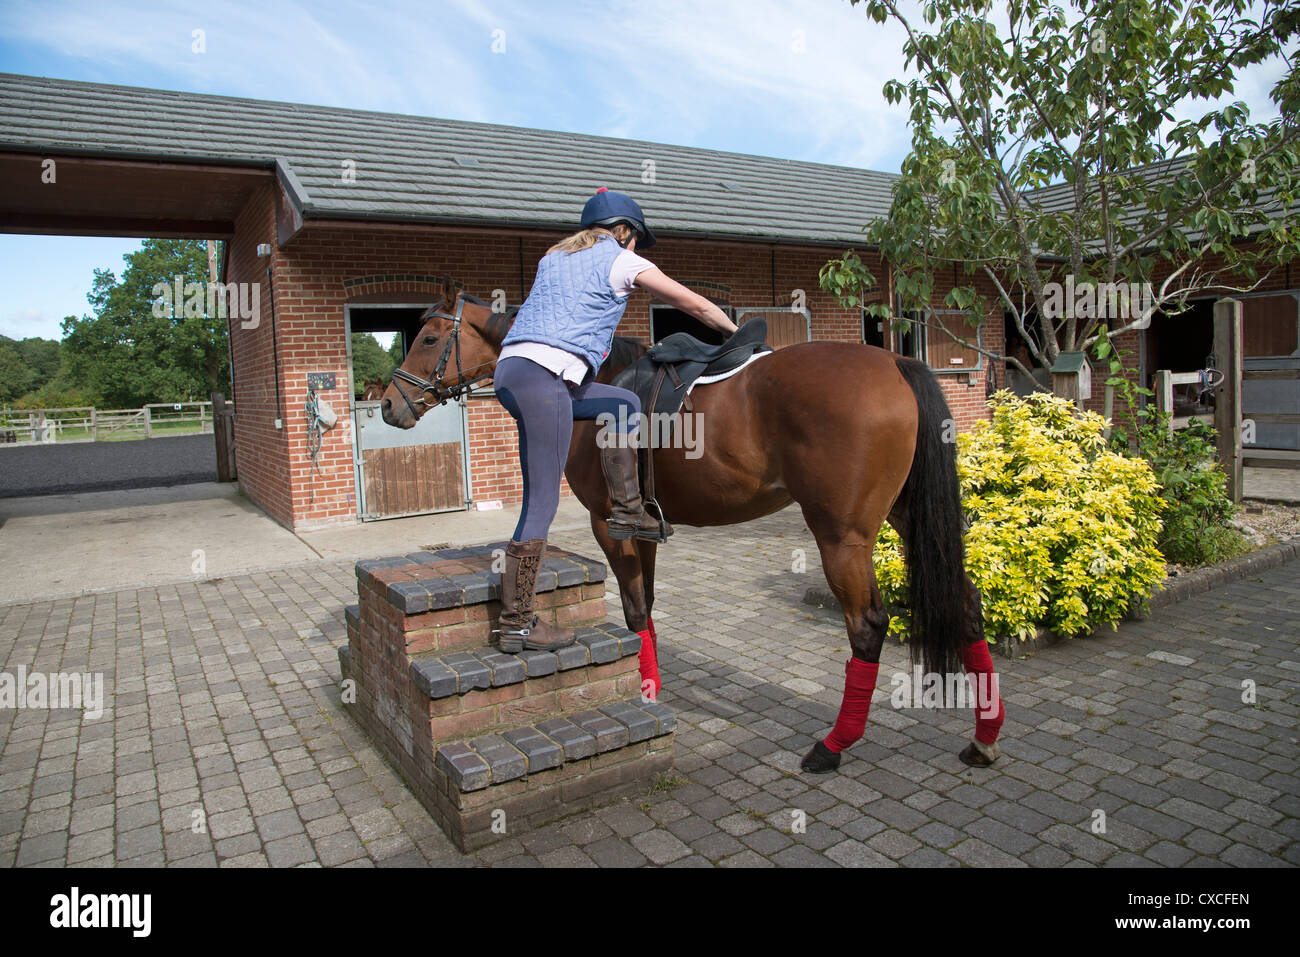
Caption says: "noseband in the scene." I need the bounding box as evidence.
[389,297,498,418]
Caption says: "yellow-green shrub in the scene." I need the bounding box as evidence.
[874,391,1166,642]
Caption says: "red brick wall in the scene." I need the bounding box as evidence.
[226,183,294,528]
[227,206,1005,527]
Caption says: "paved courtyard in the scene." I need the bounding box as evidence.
[1,508,1296,867]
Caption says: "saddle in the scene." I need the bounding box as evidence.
[606,320,771,542]
[611,318,771,418]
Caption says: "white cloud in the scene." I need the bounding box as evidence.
[0,307,51,340]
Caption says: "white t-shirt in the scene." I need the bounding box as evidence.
[498,249,657,384]
[608,249,656,297]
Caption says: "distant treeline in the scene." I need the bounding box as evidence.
[1,239,231,409]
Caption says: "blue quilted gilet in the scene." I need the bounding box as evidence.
[503,236,628,372]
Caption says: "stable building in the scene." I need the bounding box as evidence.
[0,73,1002,530]
[2,74,1295,531]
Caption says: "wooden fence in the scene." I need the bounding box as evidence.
[0,401,228,444]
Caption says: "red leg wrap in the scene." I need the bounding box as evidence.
[638,619,660,702]
[823,658,880,754]
[963,639,1005,745]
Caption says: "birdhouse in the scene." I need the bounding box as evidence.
[1050,351,1092,404]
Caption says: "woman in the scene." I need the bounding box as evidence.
[492,188,737,653]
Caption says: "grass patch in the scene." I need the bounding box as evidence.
[648,772,688,795]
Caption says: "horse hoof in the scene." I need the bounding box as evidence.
[800,740,841,774]
[958,742,998,768]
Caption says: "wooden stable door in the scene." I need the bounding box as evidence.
[353,397,467,519]
[738,308,811,350]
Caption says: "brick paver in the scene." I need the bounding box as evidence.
[0,509,1295,866]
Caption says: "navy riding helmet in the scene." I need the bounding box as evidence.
[581,188,657,249]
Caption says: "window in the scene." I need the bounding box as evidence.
[862,309,887,348]
[861,284,888,347]
[895,309,928,363]
[649,303,734,346]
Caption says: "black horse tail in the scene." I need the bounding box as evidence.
[892,356,972,680]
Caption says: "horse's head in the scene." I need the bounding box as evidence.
[381,279,513,428]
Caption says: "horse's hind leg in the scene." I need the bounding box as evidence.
[956,581,1005,767]
[888,502,1005,767]
[799,518,890,775]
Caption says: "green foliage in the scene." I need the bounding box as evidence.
[388,334,405,364]
[1116,415,1247,566]
[874,392,1167,641]
[60,239,229,407]
[1094,328,1247,566]
[826,0,1300,373]
[0,334,74,405]
[0,339,37,403]
[351,334,396,395]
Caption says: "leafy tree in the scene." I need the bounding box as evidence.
[60,239,229,407]
[821,0,1299,392]
[389,333,405,364]
[0,335,68,405]
[351,333,396,395]
[14,337,61,381]
[0,339,37,403]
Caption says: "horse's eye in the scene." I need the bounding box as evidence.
[423,336,438,346]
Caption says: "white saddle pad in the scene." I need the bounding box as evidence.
[684,349,773,396]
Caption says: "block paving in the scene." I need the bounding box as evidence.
[0,508,1296,867]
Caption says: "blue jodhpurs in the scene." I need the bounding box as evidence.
[493,355,640,542]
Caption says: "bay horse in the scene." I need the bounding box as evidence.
[380,281,1004,774]
[361,378,386,401]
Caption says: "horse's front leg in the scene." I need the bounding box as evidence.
[589,514,661,702]
[636,538,661,701]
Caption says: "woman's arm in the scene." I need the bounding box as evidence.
[634,268,739,335]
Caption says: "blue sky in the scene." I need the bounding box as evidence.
[0,0,1289,341]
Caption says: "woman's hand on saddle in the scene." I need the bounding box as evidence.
[635,268,739,336]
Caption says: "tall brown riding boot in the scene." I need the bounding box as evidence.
[493,538,576,653]
[599,444,672,542]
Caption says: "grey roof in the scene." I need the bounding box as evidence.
[1021,154,1295,251]
[0,73,899,246]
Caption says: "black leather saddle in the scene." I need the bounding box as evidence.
[611,318,771,418]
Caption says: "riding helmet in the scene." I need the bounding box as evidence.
[581,188,657,249]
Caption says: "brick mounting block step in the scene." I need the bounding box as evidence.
[339,541,676,852]
[409,624,640,699]
[437,698,678,791]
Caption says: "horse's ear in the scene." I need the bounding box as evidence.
[441,277,460,307]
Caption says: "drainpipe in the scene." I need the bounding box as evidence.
[258,243,285,429]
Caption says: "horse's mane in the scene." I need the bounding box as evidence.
[603,336,648,378]
[458,291,521,321]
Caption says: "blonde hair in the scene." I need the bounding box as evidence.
[547,224,632,255]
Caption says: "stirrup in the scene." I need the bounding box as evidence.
[608,499,672,543]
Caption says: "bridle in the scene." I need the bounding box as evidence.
[389,297,499,418]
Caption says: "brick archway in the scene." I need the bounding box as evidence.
[341,273,462,302]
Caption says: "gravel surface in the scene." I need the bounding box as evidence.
[1237,500,1300,543]
[0,434,217,497]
